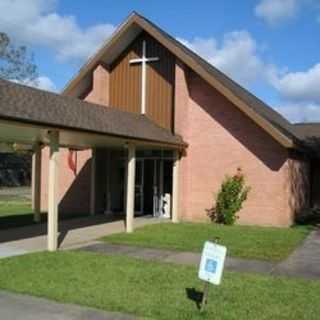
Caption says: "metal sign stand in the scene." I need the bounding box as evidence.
[200,237,220,313]
[200,281,209,313]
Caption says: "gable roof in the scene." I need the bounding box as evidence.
[0,79,185,147]
[62,12,300,149]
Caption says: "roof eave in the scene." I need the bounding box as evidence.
[0,116,187,149]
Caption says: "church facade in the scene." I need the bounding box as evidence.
[38,12,312,227]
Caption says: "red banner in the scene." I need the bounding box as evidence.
[68,149,77,175]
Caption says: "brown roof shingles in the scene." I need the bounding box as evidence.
[293,123,320,156]
[0,79,185,147]
[293,123,320,141]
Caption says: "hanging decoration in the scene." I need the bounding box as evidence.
[68,149,77,175]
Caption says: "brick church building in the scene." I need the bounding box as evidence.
[0,12,318,249]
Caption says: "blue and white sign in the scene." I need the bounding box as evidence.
[198,241,227,285]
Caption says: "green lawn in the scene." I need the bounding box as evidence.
[103,222,311,261]
[0,195,88,229]
[0,200,32,216]
[0,251,318,320]
[0,198,36,229]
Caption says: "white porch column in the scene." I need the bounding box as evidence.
[32,143,41,223]
[90,148,97,216]
[47,131,60,251]
[172,150,180,223]
[126,144,136,233]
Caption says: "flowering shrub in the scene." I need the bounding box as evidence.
[209,168,251,225]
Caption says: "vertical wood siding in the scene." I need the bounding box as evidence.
[109,32,175,130]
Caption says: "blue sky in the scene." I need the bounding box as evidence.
[1,0,320,123]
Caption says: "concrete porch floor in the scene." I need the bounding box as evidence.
[0,215,164,258]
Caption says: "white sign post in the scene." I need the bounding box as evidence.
[198,240,227,312]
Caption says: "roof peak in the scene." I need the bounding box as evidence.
[61,12,298,149]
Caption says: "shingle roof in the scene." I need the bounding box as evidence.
[0,79,185,147]
[293,123,320,156]
[293,123,320,141]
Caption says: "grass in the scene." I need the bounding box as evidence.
[103,222,311,261]
[0,251,319,320]
[0,200,32,216]
[0,189,88,229]
[0,196,35,229]
[0,187,34,229]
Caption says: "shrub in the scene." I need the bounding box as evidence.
[209,168,250,225]
[295,207,320,225]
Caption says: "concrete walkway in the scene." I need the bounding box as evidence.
[273,228,320,280]
[79,228,320,280]
[0,215,162,258]
[79,242,276,275]
[0,290,135,320]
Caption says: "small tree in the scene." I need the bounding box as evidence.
[209,168,250,225]
[0,32,37,186]
[0,32,37,82]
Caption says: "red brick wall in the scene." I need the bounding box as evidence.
[39,59,309,225]
[85,64,110,106]
[40,147,92,214]
[285,152,310,220]
[39,64,108,215]
[174,60,190,218]
[174,61,307,226]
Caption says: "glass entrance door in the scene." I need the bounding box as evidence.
[135,159,144,215]
[142,159,161,217]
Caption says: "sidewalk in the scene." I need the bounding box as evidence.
[79,242,276,275]
[0,215,161,258]
[273,228,320,279]
[0,290,135,320]
[79,228,320,280]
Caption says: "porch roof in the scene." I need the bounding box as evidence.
[0,79,186,148]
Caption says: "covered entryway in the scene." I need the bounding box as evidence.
[0,79,185,252]
[0,120,181,252]
[96,149,174,218]
[134,151,173,218]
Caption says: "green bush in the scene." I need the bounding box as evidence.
[209,168,250,225]
[295,207,320,225]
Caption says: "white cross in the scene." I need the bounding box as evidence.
[129,40,159,114]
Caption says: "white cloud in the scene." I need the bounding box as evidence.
[269,63,320,122]
[275,102,320,123]
[14,76,57,92]
[1,0,319,123]
[0,0,116,61]
[178,31,271,86]
[271,63,320,103]
[255,0,299,25]
[33,76,57,92]
[178,32,320,123]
